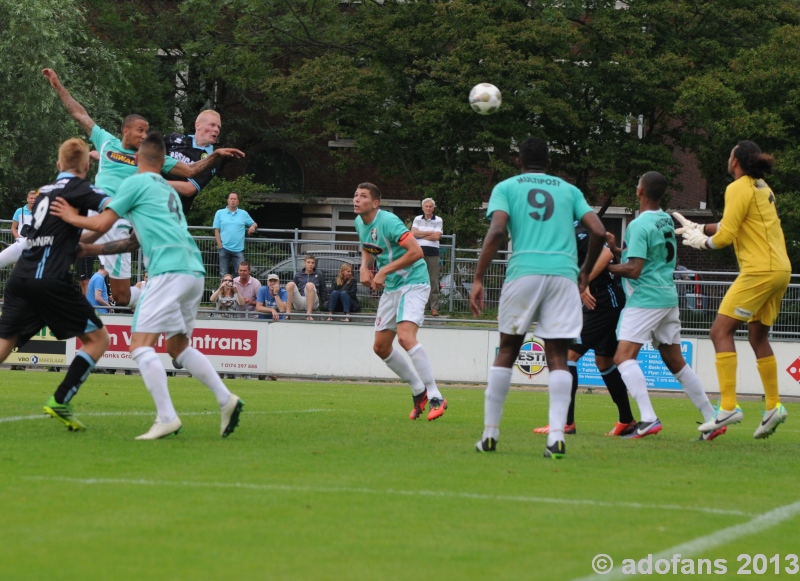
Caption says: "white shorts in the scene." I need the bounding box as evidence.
[290,285,320,311]
[617,306,681,347]
[132,273,204,339]
[98,219,132,279]
[375,284,430,332]
[498,275,582,339]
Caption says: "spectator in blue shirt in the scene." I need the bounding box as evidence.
[11,190,38,243]
[213,192,257,277]
[86,264,110,314]
[256,274,288,320]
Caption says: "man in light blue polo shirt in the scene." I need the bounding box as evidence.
[213,192,257,277]
[86,264,110,314]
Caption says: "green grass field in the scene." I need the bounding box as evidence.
[1,370,798,580]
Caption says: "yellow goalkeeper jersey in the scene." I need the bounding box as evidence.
[711,176,791,273]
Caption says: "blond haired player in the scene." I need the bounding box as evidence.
[674,140,791,439]
[0,138,112,431]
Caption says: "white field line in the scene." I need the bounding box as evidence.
[0,409,339,424]
[570,500,800,581]
[22,476,754,517]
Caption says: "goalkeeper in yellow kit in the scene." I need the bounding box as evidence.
[674,141,791,439]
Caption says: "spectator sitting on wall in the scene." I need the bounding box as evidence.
[87,264,110,314]
[256,273,288,321]
[327,263,359,322]
[285,255,329,321]
[209,274,243,318]
[234,261,261,318]
[213,192,257,278]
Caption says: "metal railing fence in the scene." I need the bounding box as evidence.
[2,221,799,338]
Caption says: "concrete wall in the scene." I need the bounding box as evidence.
[53,317,800,398]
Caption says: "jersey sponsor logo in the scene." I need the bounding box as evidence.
[362,243,383,256]
[106,150,136,166]
[25,235,54,248]
[514,338,547,377]
[40,181,67,193]
[170,151,193,164]
[516,175,562,186]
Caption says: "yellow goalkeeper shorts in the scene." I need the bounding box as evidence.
[718,270,791,326]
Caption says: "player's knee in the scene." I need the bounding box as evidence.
[110,282,131,305]
[373,342,391,359]
[305,283,316,296]
[84,328,110,354]
[397,335,416,352]
[97,328,111,352]
[167,345,185,359]
[285,282,296,292]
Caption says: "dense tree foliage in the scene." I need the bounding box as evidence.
[0,0,122,214]
[3,0,800,258]
[174,0,800,242]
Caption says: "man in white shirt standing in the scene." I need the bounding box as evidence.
[412,198,444,316]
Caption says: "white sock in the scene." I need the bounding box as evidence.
[132,346,177,423]
[547,369,572,447]
[127,285,142,309]
[383,348,425,395]
[0,242,24,268]
[674,365,714,421]
[407,343,442,400]
[619,359,657,423]
[175,346,231,406]
[483,366,512,440]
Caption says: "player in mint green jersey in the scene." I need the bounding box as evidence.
[52,133,243,441]
[42,68,243,309]
[607,171,719,441]
[470,137,606,459]
[354,182,447,421]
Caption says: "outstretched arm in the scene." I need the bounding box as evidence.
[167,148,245,179]
[42,69,95,136]
[168,180,200,197]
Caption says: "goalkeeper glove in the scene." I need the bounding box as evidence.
[672,212,703,236]
[681,228,709,250]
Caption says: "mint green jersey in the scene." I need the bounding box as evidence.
[355,209,429,291]
[620,210,678,308]
[108,172,204,277]
[487,173,593,282]
[90,125,178,195]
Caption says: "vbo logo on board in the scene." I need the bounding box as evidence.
[515,338,547,377]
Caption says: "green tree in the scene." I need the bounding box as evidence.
[675,23,800,268]
[174,0,799,244]
[0,0,122,215]
[187,174,272,228]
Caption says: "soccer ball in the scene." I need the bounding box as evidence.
[469,83,502,115]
